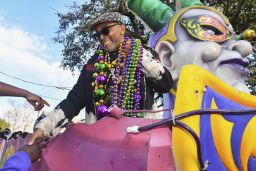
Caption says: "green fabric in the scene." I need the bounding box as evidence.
[176,0,204,9]
[126,0,174,32]
[236,34,242,40]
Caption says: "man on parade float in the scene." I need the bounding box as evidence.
[1,0,256,170]
[28,11,173,146]
[0,11,173,171]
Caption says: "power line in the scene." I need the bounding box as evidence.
[38,94,62,101]
[36,70,66,93]
[0,71,71,90]
[43,76,75,96]
[42,76,73,95]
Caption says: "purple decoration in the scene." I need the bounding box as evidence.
[98,55,104,61]
[134,93,141,100]
[111,36,129,105]
[96,75,107,84]
[147,23,169,48]
[95,36,143,112]
[134,43,143,109]
[97,105,109,118]
[117,37,135,106]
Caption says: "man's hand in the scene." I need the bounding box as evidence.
[141,49,165,80]
[28,129,45,146]
[25,92,50,111]
[19,142,47,163]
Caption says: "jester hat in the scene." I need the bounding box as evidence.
[125,0,204,32]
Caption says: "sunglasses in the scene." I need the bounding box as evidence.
[92,24,118,40]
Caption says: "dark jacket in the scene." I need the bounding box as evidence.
[57,47,173,120]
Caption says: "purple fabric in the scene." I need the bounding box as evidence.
[147,23,169,48]
[0,137,31,165]
[0,151,31,171]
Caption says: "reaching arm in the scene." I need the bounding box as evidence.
[29,59,96,144]
[0,82,49,110]
[0,81,30,97]
[0,142,46,171]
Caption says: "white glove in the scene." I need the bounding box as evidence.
[141,48,165,80]
[34,108,69,137]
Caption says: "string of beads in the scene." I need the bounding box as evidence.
[92,36,143,118]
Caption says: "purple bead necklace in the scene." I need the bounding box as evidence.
[93,36,143,118]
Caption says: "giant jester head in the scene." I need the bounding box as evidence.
[126,0,253,93]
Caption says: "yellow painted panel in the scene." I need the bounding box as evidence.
[172,65,256,171]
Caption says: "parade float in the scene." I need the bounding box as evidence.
[1,0,256,170]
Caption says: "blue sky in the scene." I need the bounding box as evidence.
[0,0,84,60]
[0,0,87,130]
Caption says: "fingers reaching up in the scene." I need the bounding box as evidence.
[28,129,45,146]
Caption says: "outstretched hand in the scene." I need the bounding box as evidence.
[28,128,45,146]
[19,141,47,163]
[25,93,50,111]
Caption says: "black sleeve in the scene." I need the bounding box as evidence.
[144,46,173,93]
[56,67,88,120]
[57,55,97,120]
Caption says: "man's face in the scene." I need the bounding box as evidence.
[94,22,125,52]
[155,8,252,93]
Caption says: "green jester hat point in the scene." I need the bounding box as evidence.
[125,0,204,32]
